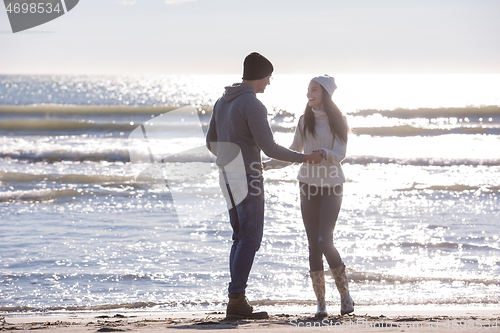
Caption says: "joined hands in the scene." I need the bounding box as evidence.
[262,150,325,171]
[303,150,325,164]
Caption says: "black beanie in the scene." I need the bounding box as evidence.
[242,52,274,80]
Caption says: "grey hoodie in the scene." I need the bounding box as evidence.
[206,83,304,175]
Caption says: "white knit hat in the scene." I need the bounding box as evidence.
[311,74,337,96]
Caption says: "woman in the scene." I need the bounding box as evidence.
[263,75,353,317]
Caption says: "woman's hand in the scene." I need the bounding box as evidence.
[303,151,323,164]
[314,149,326,160]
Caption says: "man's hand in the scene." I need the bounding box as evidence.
[303,150,323,164]
[316,149,326,160]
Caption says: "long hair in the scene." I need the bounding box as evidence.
[302,85,349,144]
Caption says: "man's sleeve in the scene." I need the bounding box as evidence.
[264,116,304,170]
[205,104,218,155]
[247,103,304,163]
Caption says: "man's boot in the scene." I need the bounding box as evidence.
[226,292,269,319]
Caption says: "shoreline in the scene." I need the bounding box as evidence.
[2,305,499,332]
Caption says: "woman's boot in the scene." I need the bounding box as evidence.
[310,270,327,318]
[330,263,354,315]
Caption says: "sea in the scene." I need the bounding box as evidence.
[0,74,499,313]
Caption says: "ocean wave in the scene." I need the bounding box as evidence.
[0,188,80,202]
[3,121,499,137]
[352,125,500,136]
[2,297,499,312]
[395,184,500,192]
[3,270,497,291]
[0,186,171,202]
[352,106,500,118]
[329,270,500,287]
[269,123,500,136]
[0,171,134,184]
[2,151,499,167]
[0,119,135,133]
[0,302,165,313]
[2,106,500,138]
[248,297,500,307]
[0,105,190,115]
[1,271,499,313]
[377,241,499,252]
[0,150,130,163]
[344,156,500,166]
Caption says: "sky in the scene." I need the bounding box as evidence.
[0,0,499,75]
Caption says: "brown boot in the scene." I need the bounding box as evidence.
[226,293,269,319]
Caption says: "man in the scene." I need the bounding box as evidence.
[206,52,323,319]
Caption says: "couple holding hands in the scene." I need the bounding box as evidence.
[206,52,353,319]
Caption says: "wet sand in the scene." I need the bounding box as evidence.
[2,305,499,332]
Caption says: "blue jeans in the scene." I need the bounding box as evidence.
[227,174,264,294]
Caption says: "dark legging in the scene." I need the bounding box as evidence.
[300,182,343,271]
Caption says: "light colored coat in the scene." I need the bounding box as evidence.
[264,108,347,187]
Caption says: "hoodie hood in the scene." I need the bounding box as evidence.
[222,83,255,103]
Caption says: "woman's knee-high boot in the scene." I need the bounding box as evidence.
[330,263,354,315]
[310,270,327,317]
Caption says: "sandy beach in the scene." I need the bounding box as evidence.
[2,305,499,332]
